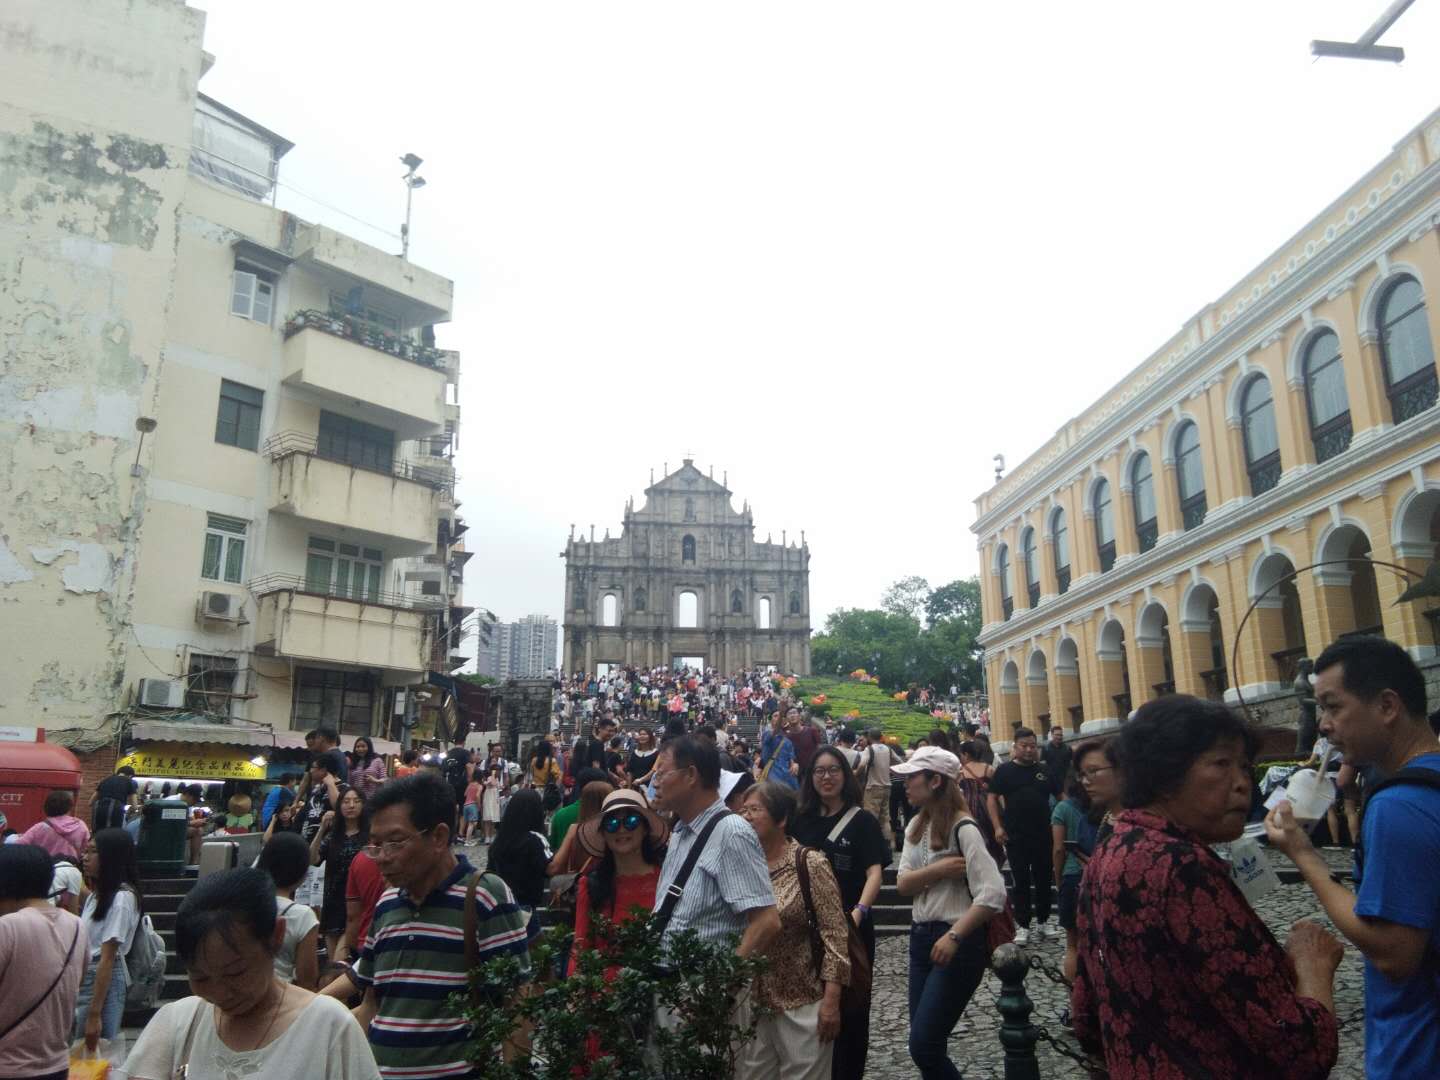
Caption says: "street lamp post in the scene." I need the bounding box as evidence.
[400,153,426,260]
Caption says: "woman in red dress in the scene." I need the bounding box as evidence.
[569,789,667,973]
[567,788,668,1071]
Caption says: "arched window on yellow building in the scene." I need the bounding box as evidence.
[1051,507,1071,595]
[1094,480,1116,573]
[998,544,1014,621]
[1378,275,1438,424]
[1174,422,1207,531]
[1021,527,1039,608]
[1131,452,1157,552]
[1302,329,1352,463]
[1241,375,1281,495]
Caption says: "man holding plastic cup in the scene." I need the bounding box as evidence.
[1265,636,1440,1080]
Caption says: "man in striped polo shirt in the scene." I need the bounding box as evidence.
[353,772,533,1079]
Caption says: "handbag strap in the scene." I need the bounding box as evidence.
[653,811,730,932]
[0,920,81,1043]
[826,806,861,845]
[175,997,206,1077]
[793,846,825,977]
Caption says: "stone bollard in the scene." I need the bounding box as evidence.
[992,942,1041,1080]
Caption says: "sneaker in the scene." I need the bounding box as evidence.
[1014,926,1030,946]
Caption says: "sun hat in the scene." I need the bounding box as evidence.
[577,788,669,858]
[890,746,961,780]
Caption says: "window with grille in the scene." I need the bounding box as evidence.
[215,379,263,451]
[1303,330,1352,463]
[1131,452,1157,552]
[1174,423,1207,530]
[294,666,376,736]
[317,410,395,472]
[1241,375,1281,495]
[231,263,276,324]
[1052,508,1070,594]
[1378,276,1438,424]
[998,544,1013,620]
[201,514,248,583]
[304,535,383,601]
[1094,480,1116,573]
[1021,528,1039,607]
[186,654,238,714]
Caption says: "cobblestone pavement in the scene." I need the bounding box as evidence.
[864,852,1366,1079]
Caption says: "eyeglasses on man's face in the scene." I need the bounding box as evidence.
[363,825,435,858]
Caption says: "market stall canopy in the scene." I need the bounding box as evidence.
[130,719,310,749]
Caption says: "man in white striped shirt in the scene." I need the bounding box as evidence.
[652,735,779,956]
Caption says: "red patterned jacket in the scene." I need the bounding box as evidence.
[1071,809,1338,1079]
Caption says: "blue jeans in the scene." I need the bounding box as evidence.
[72,955,128,1042]
[908,921,988,1080]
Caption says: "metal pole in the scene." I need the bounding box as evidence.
[992,943,1041,1080]
[400,688,416,753]
[402,180,414,260]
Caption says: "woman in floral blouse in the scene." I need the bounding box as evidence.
[1071,695,1344,1078]
[738,781,851,1080]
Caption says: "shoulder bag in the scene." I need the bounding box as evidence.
[954,818,1016,954]
[794,845,871,1018]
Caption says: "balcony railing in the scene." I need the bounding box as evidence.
[283,309,447,370]
[1056,565,1071,595]
[1136,518,1158,553]
[1248,452,1282,496]
[1389,368,1439,425]
[1002,597,1014,621]
[1027,582,1040,608]
[264,431,455,493]
[1180,494,1208,532]
[1312,414,1353,465]
[1097,541,1117,574]
[1271,645,1306,686]
[250,573,446,612]
[1200,666,1228,703]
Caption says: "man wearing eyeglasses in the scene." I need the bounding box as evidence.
[329,771,534,1078]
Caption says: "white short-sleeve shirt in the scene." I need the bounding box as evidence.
[123,993,381,1080]
[80,886,139,960]
[273,897,320,983]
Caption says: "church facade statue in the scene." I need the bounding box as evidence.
[560,458,812,675]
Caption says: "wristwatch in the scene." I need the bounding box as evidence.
[945,930,963,944]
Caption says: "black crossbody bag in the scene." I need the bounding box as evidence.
[652,811,730,934]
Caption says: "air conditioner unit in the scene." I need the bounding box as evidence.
[198,590,244,623]
[137,678,185,709]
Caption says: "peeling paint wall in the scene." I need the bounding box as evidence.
[0,0,205,748]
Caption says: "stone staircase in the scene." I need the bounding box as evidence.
[123,874,196,1027]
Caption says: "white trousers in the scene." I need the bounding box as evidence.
[737,1000,834,1080]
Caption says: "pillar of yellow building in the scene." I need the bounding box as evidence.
[1023,673,1052,729]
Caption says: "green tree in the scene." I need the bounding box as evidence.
[881,575,931,621]
[811,577,984,694]
[924,578,982,629]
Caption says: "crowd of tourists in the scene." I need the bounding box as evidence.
[2,637,1438,1078]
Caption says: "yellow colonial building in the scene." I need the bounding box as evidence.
[973,106,1440,741]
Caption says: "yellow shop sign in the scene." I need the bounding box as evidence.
[118,742,266,781]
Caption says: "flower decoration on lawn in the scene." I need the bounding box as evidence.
[931,709,947,718]
[810,695,827,705]
[892,691,908,701]
[846,708,861,718]
[850,669,868,679]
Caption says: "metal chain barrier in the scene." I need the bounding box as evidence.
[1033,1023,1108,1073]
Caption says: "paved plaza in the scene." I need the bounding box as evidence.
[864,865,1367,1079]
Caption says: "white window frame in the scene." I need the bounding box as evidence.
[201,514,248,584]
[231,263,275,324]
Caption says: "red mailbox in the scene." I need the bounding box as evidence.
[0,736,82,835]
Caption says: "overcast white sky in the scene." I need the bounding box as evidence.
[195,1,1440,639]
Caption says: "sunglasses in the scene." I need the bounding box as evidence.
[601,811,645,834]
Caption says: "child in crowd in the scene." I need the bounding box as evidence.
[257,832,319,990]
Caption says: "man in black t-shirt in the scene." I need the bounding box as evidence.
[93,766,139,830]
[988,727,1056,944]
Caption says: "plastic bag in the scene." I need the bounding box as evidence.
[68,1054,111,1079]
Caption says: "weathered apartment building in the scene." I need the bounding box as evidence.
[1,0,471,786]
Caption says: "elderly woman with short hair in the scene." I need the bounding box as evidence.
[1071,695,1343,1078]
[738,781,851,1080]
